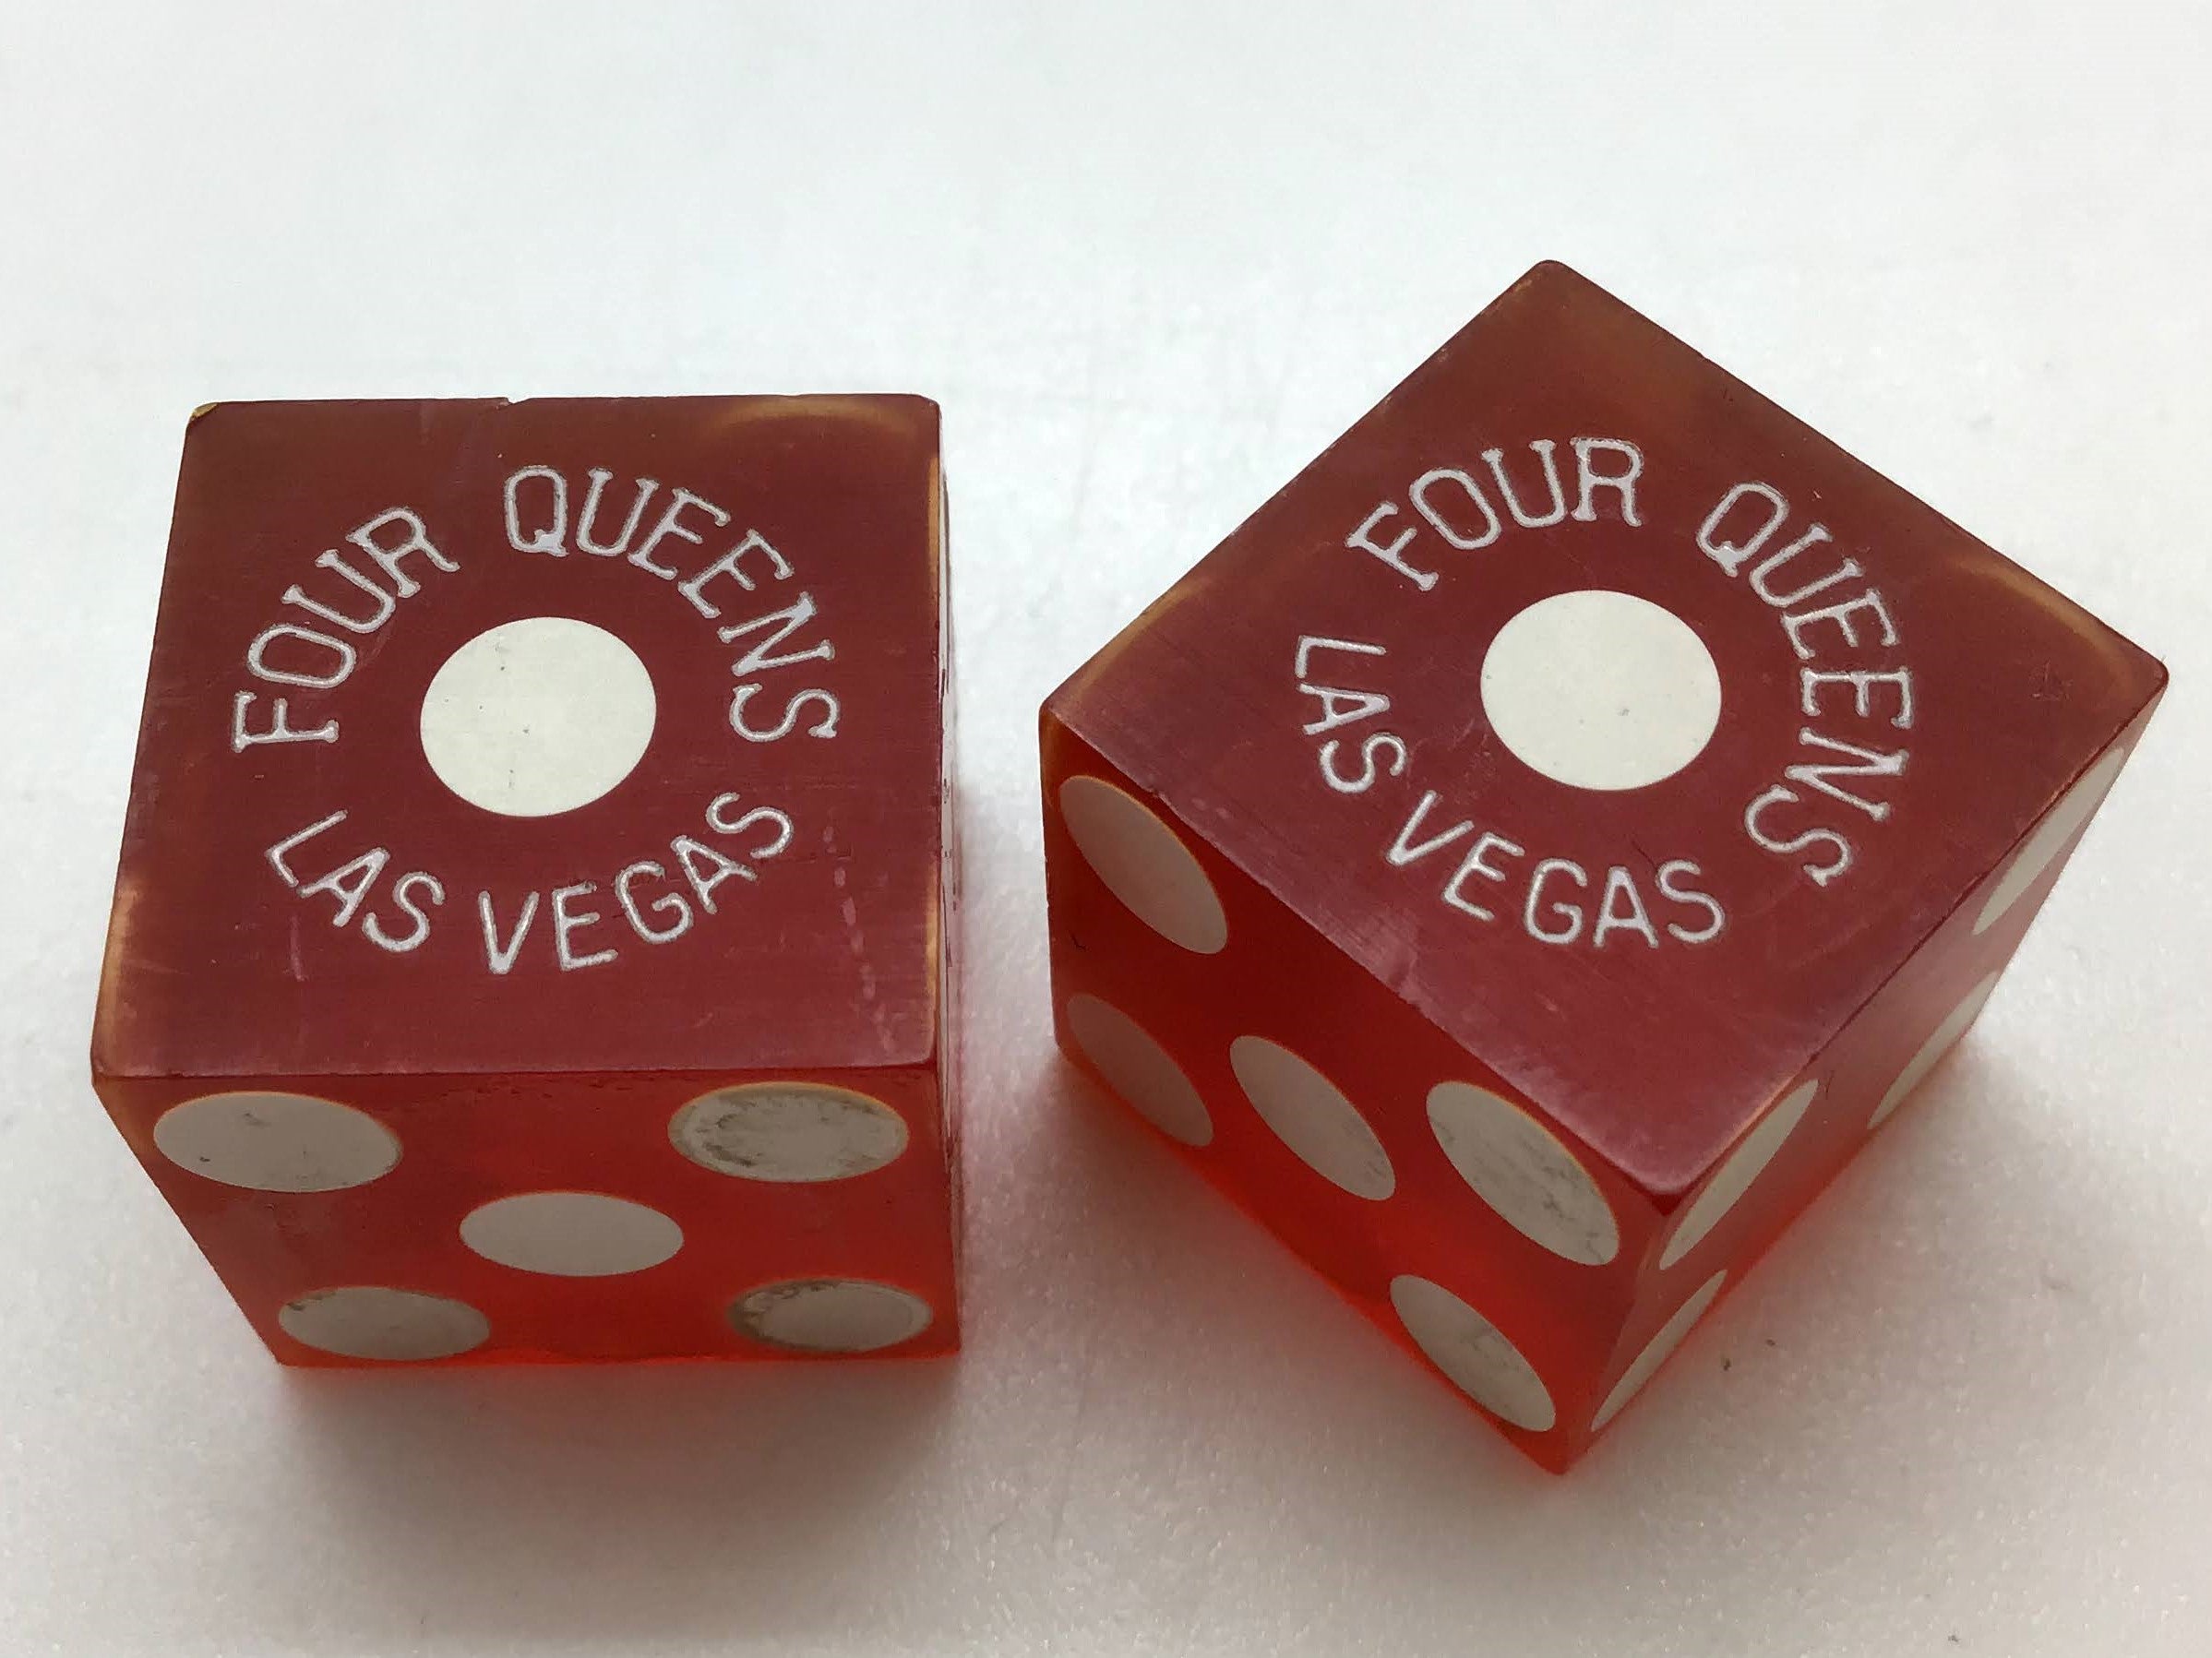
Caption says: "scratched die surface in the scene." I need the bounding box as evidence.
[1042,263,2164,1472]
[92,395,960,1366]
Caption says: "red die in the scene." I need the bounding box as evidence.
[1041,263,2164,1472]
[93,396,959,1366]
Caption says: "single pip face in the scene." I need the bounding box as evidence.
[94,395,959,1366]
[1042,262,2163,1472]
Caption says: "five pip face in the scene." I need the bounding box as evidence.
[92,266,2163,1474]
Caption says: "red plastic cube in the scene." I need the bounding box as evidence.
[1041,263,2163,1471]
[93,395,960,1366]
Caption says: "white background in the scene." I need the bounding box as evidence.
[4,5,2208,1653]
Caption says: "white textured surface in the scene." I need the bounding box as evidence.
[1593,1270,1731,1434]
[1058,773,1231,953]
[1478,588,1724,791]
[1064,994,1215,1149]
[729,1280,939,1357]
[417,616,660,818]
[277,1288,493,1365]
[152,1090,402,1193]
[1389,1274,1559,1433]
[668,1082,913,1183]
[458,1193,686,1280]
[1977,746,2133,935]
[3,4,2208,1653]
[1659,1078,1823,1270]
[1229,1035,1397,1200]
[1427,1079,1620,1266]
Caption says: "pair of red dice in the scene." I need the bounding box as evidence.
[92,266,2163,1471]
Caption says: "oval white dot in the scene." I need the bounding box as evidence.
[460,1191,684,1277]
[1975,747,2129,935]
[1592,1269,1728,1432]
[153,1091,400,1192]
[669,1083,909,1182]
[278,1286,489,1362]
[1870,972,2003,1129]
[419,615,657,817]
[1058,774,1228,953]
[1389,1274,1555,1431]
[730,1278,933,1354]
[1064,994,1213,1147]
[1479,589,1722,792]
[1229,1036,1394,1199]
[1659,1078,1820,1270]
[1426,1082,1618,1265]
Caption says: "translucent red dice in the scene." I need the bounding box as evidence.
[1041,263,2164,1471]
[93,395,959,1366]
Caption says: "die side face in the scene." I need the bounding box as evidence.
[1042,264,2163,1468]
[92,396,957,1365]
[1045,728,1653,1467]
[103,1065,958,1364]
[103,1070,960,1368]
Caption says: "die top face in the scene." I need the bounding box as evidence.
[96,396,945,1082]
[1047,263,2163,1199]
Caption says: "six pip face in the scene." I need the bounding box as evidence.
[1040,262,2163,1471]
[87,271,2163,1474]
[92,395,959,1366]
